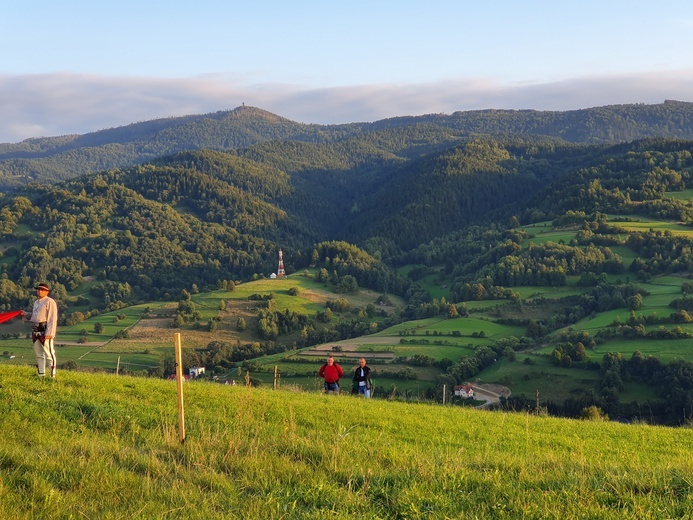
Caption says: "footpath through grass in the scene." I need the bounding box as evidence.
[1,366,692,519]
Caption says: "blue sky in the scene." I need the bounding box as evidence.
[1,0,692,142]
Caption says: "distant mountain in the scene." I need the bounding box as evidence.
[2,101,693,190]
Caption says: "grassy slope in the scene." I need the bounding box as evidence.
[0,365,691,519]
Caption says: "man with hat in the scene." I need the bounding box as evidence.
[25,283,59,378]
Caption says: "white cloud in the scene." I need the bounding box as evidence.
[1,71,693,143]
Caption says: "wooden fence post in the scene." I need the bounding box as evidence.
[174,333,186,444]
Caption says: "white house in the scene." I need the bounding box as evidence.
[189,366,206,378]
[454,384,474,398]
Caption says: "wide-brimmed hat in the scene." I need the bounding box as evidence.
[35,283,51,292]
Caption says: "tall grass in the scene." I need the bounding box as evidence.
[1,366,691,519]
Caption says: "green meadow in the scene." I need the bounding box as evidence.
[0,366,691,519]
[665,188,693,201]
[608,215,693,236]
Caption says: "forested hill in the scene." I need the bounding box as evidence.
[1,133,692,306]
[2,100,693,190]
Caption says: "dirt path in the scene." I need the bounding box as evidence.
[311,336,400,349]
[470,383,511,408]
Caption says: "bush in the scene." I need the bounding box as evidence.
[580,406,609,421]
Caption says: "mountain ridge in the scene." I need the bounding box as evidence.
[2,101,693,190]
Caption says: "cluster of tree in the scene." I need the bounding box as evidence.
[527,139,693,219]
[0,276,31,310]
[595,324,692,341]
[550,341,589,367]
[628,231,693,277]
[300,241,410,295]
[503,348,693,425]
[479,242,624,287]
[325,298,351,312]
[599,352,693,424]
[407,297,466,320]
[445,345,498,383]
[256,308,310,340]
[521,282,648,339]
[613,308,693,326]
[0,175,283,304]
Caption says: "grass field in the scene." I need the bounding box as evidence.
[665,188,693,201]
[610,216,693,236]
[1,366,691,519]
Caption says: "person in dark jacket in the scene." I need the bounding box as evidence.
[318,355,344,394]
[353,357,372,398]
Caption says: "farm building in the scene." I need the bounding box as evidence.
[454,384,474,398]
[189,366,205,378]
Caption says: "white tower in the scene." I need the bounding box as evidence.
[277,249,285,277]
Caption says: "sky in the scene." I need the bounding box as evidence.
[1,0,693,143]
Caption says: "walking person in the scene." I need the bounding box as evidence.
[25,283,59,378]
[353,357,372,398]
[318,355,344,394]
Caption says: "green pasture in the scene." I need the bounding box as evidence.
[69,277,102,299]
[253,361,319,376]
[513,285,586,299]
[374,317,442,335]
[60,303,157,340]
[385,316,525,340]
[0,301,169,373]
[417,273,451,301]
[482,351,665,408]
[519,221,553,235]
[201,284,324,316]
[0,341,162,371]
[536,333,692,364]
[207,272,403,317]
[392,343,475,360]
[619,380,660,404]
[610,216,693,236]
[569,309,628,331]
[589,337,693,363]
[74,350,160,371]
[439,316,525,340]
[665,188,693,201]
[348,343,395,352]
[607,245,639,266]
[642,275,685,304]
[642,295,682,313]
[0,342,33,365]
[521,229,578,247]
[465,299,506,311]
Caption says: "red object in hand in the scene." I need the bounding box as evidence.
[0,310,25,324]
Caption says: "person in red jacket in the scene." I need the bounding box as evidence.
[318,355,344,394]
